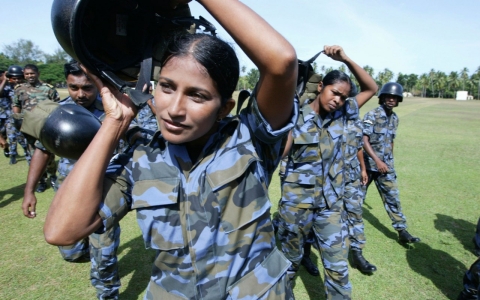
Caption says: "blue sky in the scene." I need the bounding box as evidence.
[1,0,479,78]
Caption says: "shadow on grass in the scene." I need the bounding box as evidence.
[405,242,466,299]
[297,250,325,300]
[0,183,26,208]
[434,213,477,255]
[361,205,398,242]
[118,235,155,299]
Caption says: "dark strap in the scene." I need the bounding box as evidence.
[236,89,251,115]
[296,51,324,97]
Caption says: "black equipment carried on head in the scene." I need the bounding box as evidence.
[20,101,101,160]
[40,104,101,160]
[236,51,325,114]
[51,0,216,108]
[6,65,24,78]
[378,82,403,105]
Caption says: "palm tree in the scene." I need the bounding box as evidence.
[338,65,346,74]
[417,74,429,97]
[363,65,374,78]
[448,71,460,98]
[435,77,447,98]
[460,67,469,90]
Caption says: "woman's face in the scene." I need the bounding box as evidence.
[316,81,350,115]
[154,55,227,146]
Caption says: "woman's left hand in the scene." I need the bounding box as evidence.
[324,45,350,63]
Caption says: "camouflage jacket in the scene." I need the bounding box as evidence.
[35,96,105,187]
[0,84,14,118]
[362,105,398,172]
[281,98,358,209]
[135,99,158,134]
[98,94,299,299]
[344,118,364,183]
[12,82,60,111]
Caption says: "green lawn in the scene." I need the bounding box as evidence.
[1,95,479,299]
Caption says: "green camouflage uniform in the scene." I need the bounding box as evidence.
[13,81,59,168]
[362,105,407,231]
[34,97,122,299]
[98,93,298,299]
[12,81,60,112]
[277,98,358,300]
[343,118,366,250]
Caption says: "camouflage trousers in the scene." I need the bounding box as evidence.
[365,170,407,231]
[277,200,351,300]
[344,179,366,250]
[3,118,29,157]
[58,224,121,299]
[458,257,480,300]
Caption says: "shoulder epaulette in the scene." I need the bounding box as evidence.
[45,83,54,88]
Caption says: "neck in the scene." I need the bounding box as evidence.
[382,105,393,116]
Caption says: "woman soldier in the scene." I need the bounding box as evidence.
[44,0,299,298]
[276,45,377,299]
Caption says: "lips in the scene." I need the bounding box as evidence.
[162,119,188,132]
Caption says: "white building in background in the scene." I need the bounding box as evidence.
[456,91,468,100]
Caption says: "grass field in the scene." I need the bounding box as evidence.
[1,94,479,299]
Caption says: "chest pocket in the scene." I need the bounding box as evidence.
[206,148,270,234]
[132,178,185,250]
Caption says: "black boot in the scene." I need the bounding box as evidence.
[351,248,377,274]
[36,181,47,193]
[9,155,17,165]
[3,145,9,158]
[398,230,421,243]
[49,175,58,192]
[301,243,319,276]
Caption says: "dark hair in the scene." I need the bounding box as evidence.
[63,60,84,79]
[162,34,239,105]
[0,70,4,75]
[23,64,39,73]
[322,70,352,93]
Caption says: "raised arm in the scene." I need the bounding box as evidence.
[44,71,136,245]
[323,45,377,108]
[199,0,297,129]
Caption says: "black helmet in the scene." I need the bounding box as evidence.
[51,0,216,107]
[40,104,101,160]
[378,82,403,105]
[6,65,24,78]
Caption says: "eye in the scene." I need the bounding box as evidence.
[189,92,206,103]
[159,82,173,93]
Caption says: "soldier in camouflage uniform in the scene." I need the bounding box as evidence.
[458,257,480,300]
[22,61,121,299]
[45,1,299,298]
[362,82,420,244]
[276,46,377,300]
[343,118,376,274]
[12,64,60,190]
[0,66,30,164]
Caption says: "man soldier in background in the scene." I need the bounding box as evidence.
[0,66,30,164]
[22,61,122,299]
[12,64,60,191]
[362,82,420,244]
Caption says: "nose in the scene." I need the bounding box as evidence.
[78,89,86,98]
[166,93,186,118]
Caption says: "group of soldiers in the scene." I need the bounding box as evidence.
[2,60,478,299]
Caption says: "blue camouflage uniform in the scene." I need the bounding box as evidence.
[343,118,367,250]
[36,96,122,300]
[362,106,407,231]
[135,99,158,139]
[0,83,29,158]
[277,98,358,300]
[98,93,298,299]
[458,257,480,300]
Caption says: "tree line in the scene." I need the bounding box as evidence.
[2,39,479,99]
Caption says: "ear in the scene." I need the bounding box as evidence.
[317,81,323,93]
[218,98,235,119]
